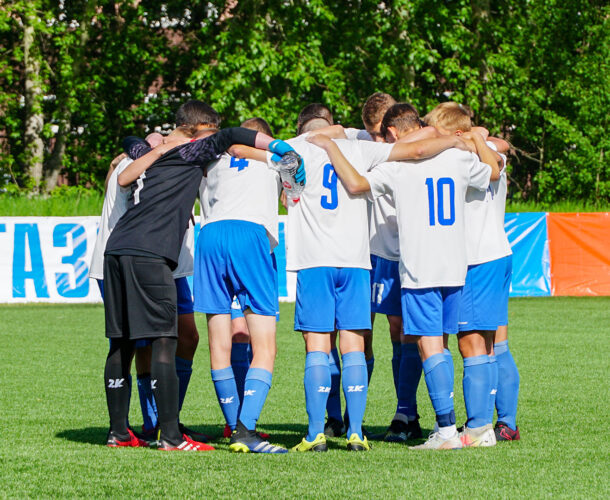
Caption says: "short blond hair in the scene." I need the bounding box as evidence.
[424,102,472,132]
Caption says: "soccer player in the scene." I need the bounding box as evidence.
[192,116,301,454]
[424,102,511,447]
[90,101,217,444]
[279,112,468,452]
[103,115,294,451]
[306,116,500,450]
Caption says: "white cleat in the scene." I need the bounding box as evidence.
[459,424,497,447]
[410,431,462,450]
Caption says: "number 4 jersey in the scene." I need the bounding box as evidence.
[283,136,393,271]
[363,149,492,289]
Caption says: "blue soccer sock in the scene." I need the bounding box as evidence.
[494,340,520,430]
[326,348,343,422]
[423,353,455,428]
[136,373,158,431]
[443,348,454,390]
[175,356,192,412]
[231,342,250,407]
[366,356,375,384]
[342,351,368,440]
[211,366,240,430]
[391,341,401,397]
[304,352,331,441]
[488,354,498,425]
[239,367,272,431]
[463,355,491,429]
[396,343,422,420]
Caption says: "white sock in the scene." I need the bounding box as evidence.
[438,424,457,439]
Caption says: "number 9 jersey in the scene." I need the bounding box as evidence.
[363,149,492,289]
[281,136,393,271]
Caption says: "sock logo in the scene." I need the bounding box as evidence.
[107,378,124,389]
[244,389,256,397]
[151,379,157,390]
[347,385,364,393]
[220,396,235,404]
[317,386,331,393]
[450,392,454,398]
[490,389,497,395]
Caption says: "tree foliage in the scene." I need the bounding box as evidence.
[0,0,608,204]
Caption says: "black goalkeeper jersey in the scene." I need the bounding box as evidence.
[105,127,258,269]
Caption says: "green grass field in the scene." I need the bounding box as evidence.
[1,298,609,498]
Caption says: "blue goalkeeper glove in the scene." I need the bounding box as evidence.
[268,139,295,163]
[294,155,306,185]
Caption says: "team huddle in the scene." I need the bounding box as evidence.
[90,93,521,453]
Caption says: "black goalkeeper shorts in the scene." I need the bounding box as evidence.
[103,254,177,340]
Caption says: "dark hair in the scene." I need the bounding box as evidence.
[380,103,421,138]
[296,103,333,135]
[361,92,397,130]
[175,100,221,128]
[241,117,273,137]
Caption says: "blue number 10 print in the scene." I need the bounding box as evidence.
[425,177,455,226]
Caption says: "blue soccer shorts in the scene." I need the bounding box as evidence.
[371,256,402,316]
[401,286,462,336]
[499,254,512,326]
[458,256,509,332]
[230,296,245,320]
[295,267,371,332]
[193,220,278,317]
[175,276,195,315]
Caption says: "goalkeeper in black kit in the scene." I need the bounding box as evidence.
[103,122,299,451]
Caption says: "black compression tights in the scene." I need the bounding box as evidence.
[150,337,182,443]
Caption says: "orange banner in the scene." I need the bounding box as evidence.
[548,213,610,296]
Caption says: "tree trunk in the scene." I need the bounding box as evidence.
[23,14,45,192]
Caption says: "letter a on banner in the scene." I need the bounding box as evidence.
[13,224,49,298]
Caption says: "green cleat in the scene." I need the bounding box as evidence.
[291,433,328,452]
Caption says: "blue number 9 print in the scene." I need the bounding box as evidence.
[320,163,338,210]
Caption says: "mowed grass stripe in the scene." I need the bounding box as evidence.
[0,297,608,498]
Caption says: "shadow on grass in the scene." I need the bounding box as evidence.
[56,427,109,446]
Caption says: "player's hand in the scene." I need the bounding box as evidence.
[294,154,306,184]
[456,137,477,153]
[306,133,332,149]
[268,139,295,163]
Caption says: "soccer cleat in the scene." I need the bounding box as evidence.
[106,428,149,448]
[384,416,423,443]
[406,418,423,439]
[494,422,520,441]
[223,423,270,440]
[179,423,211,443]
[291,433,328,452]
[229,422,287,454]
[158,433,215,451]
[346,433,371,451]
[138,425,159,445]
[410,431,462,450]
[460,424,497,447]
[324,417,346,438]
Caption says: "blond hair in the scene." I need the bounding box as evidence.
[424,102,472,132]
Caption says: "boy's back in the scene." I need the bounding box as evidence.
[364,148,491,288]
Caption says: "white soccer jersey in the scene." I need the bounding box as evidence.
[464,145,512,265]
[364,149,492,289]
[89,157,194,280]
[282,136,393,271]
[201,153,281,249]
[344,128,400,261]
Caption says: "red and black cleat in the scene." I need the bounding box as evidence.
[158,433,215,451]
[223,423,269,439]
[494,422,520,441]
[107,428,149,448]
[179,423,211,443]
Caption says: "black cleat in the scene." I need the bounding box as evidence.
[494,422,520,441]
[324,417,346,437]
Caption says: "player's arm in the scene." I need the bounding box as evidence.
[487,136,510,154]
[227,144,267,162]
[387,135,471,162]
[105,153,127,191]
[117,139,187,187]
[305,124,347,139]
[307,134,371,194]
[462,131,501,181]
